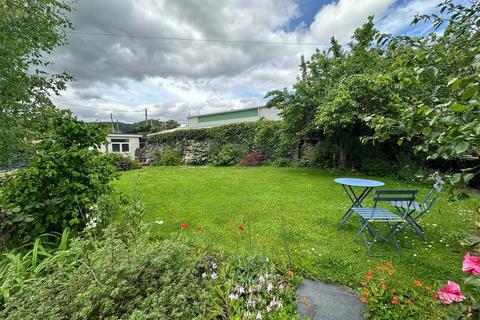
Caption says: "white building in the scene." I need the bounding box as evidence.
[100,133,142,158]
[186,106,281,129]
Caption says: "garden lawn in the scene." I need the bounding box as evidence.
[114,166,479,287]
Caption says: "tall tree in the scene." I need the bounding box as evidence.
[0,0,73,166]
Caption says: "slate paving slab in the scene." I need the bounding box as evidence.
[296,279,364,320]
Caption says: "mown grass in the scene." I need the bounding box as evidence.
[114,166,479,287]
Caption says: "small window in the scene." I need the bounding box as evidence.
[111,138,129,143]
[121,143,129,152]
[112,144,120,152]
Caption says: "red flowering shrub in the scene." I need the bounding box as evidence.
[240,151,265,167]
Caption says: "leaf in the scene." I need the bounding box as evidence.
[463,173,474,182]
[450,103,470,112]
[461,85,477,101]
[454,142,469,154]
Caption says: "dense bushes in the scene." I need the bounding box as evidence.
[0,112,116,244]
[211,143,244,166]
[104,153,141,171]
[151,149,182,166]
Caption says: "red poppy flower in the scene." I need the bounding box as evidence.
[181,223,188,230]
[238,225,245,231]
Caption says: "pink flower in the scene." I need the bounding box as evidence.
[437,281,465,304]
[463,252,480,275]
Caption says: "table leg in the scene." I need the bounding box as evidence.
[338,186,373,229]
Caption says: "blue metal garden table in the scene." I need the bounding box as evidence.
[334,178,384,229]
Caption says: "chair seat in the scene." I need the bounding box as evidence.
[391,200,426,212]
[352,208,404,222]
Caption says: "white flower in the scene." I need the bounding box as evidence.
[266,306,272,313]
[267,283,273,292]
[211,272,218,280]
[211,261,217,269]
[229,293,239,301]
[256,311,262,319]
[243,311,252,318]
[155,220,164,225]
[248,300,257,308]
[201,272,207,278]
[278,283,285,291]
[259,274,265,284]
[237,286,245,294]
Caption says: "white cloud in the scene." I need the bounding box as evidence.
[51,0,439,124]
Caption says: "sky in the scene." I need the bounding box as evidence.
[49,0,454,124]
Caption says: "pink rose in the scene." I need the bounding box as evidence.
[437,281,465,304]
[463,252,480,275]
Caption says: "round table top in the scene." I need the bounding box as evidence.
[334,178,384,187]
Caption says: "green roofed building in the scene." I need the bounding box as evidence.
[187,106,281,129]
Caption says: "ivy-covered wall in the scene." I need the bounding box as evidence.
[141,120,289,163]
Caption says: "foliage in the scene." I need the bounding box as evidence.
[130,119,180,134]
[206,255,297,319]
[104,153,141,171]
[0,234,214,319]
[0,0,73,166]
[0,228,70,306]
[360,158,397,177]
[241,151,266,167]
[364,0,480,183]
[210,143,244,166]
[182,141,210,165]
[152,149,182,166]
[0,111,116,243]
[359,262,447,319]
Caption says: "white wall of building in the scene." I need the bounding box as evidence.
[259,107,281,120]
[99,134,142,158]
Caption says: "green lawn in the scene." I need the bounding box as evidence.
[114,166,479,287]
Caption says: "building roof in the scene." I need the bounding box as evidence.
[187,106,264,118]
[108,133,143,138]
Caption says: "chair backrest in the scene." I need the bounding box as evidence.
[373,190,417,218]
[421,179,443,210]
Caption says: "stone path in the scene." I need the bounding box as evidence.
[296,279,364,320]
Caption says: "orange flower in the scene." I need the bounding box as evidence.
[386,262,393,267]
[391,296,399,304]
[360,296,367,303]
[376,265,384,270]
[408,299,413,306]
[381,283,387,290]
[362,289,369,295]
[414,280,422,287]
[360,281,368,286]
[287,270,294,277]
[367,269,372,276]
[366,275,372,280]
[388,270,395,276]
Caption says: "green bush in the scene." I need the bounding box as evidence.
[104,153,141,171]
[210,143,244,166]
[0,113,116,244]
[0,236,212,319]
[152,149,182,166]
[359,158,397,177]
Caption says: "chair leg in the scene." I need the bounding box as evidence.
[387,222,402,257]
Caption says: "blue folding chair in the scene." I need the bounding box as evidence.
[391,180,443,241]
[353,190,417,256]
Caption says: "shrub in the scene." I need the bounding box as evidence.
[152,149,182,166]
[0,236,213,319]
[359,158,397,177]
[210,143,244,166]
[359,262,447,319]
[103,153,141,171]
[240,151,266,167]
[271,158,291,167]
[0,148,115,243]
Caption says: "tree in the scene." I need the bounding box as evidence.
[365,0,480,183]
[0,0,73,166]
[266,17,398,168]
